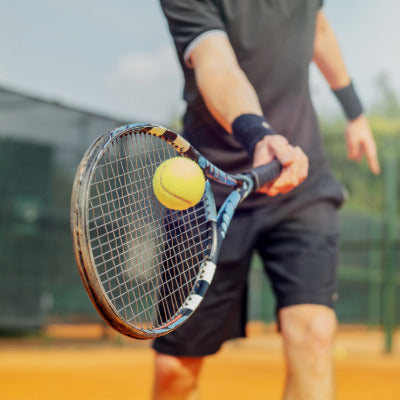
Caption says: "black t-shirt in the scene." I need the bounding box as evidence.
[160,0,343,209]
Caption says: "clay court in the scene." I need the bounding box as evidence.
[1,323,399,400]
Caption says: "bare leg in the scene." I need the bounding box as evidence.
[152,353,204,400]
[279,304,337,400]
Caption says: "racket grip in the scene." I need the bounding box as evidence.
[248,159,282,191]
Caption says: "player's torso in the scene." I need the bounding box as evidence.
[212,0,321,112]
[185,0,323,155]
[183,0,327,208]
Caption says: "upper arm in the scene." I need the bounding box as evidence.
[313,11,329,56]
[190,33,239,72]
[160,0,226,66]
[315,10,329,34]
[312,10,350,89]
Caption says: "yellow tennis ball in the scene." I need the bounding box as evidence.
[153,157,206,210]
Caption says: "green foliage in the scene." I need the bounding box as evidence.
[371,73,400,119]
[367,114,400,137]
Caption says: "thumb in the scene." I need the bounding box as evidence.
[268,136,295,166]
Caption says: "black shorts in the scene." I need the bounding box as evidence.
[153,195,342,357]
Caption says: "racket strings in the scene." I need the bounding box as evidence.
[90,205,210,260]
[144,133,207,323]
[99,148,133,317]
[87,132,212,331]
[105,246,207,318]
[94,224,210,284]
[90,141,162,325]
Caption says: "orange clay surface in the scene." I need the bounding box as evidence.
[1,323,399,400]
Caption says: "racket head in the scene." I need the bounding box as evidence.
[71,124,218,339]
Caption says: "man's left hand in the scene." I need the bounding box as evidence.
[345,115,380,174]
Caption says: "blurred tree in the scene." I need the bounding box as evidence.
[367,72,400,137]
[371,72,400,119]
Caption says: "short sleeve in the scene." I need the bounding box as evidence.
[160,0,226,65]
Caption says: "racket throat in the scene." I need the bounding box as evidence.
[216,185,248,241]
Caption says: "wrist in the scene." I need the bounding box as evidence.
[231,114,276,157]
[332,81,364,121]
[347,113,366,124]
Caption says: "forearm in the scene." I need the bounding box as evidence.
[189,34,308,194]
[191,35,263,133]
[313,12,363,119]
[313,11,351,90]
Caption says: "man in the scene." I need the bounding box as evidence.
[153,1,380,399]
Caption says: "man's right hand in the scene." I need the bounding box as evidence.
[253,135,309,196]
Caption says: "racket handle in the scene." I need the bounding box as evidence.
[248,159,282,191]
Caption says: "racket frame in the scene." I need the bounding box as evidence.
[71,123,274,339]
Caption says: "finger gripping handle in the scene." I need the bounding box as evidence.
[249,159,282,191]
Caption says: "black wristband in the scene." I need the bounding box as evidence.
[232,114,276,157]
[332,81,364,120]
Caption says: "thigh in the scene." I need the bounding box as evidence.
[257,200,340,312]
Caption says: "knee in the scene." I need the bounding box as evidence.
[280,305,337,355]
[154,353,202,395]
[306,310,337,354]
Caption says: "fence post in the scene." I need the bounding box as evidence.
[382,135,397,353]
[367,221,381,327]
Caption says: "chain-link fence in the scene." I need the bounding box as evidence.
[0,86,398,350]
[0,87,127,330]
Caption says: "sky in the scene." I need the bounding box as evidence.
[1,0,399,124]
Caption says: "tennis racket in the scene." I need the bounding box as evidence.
[71,123,281,339]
